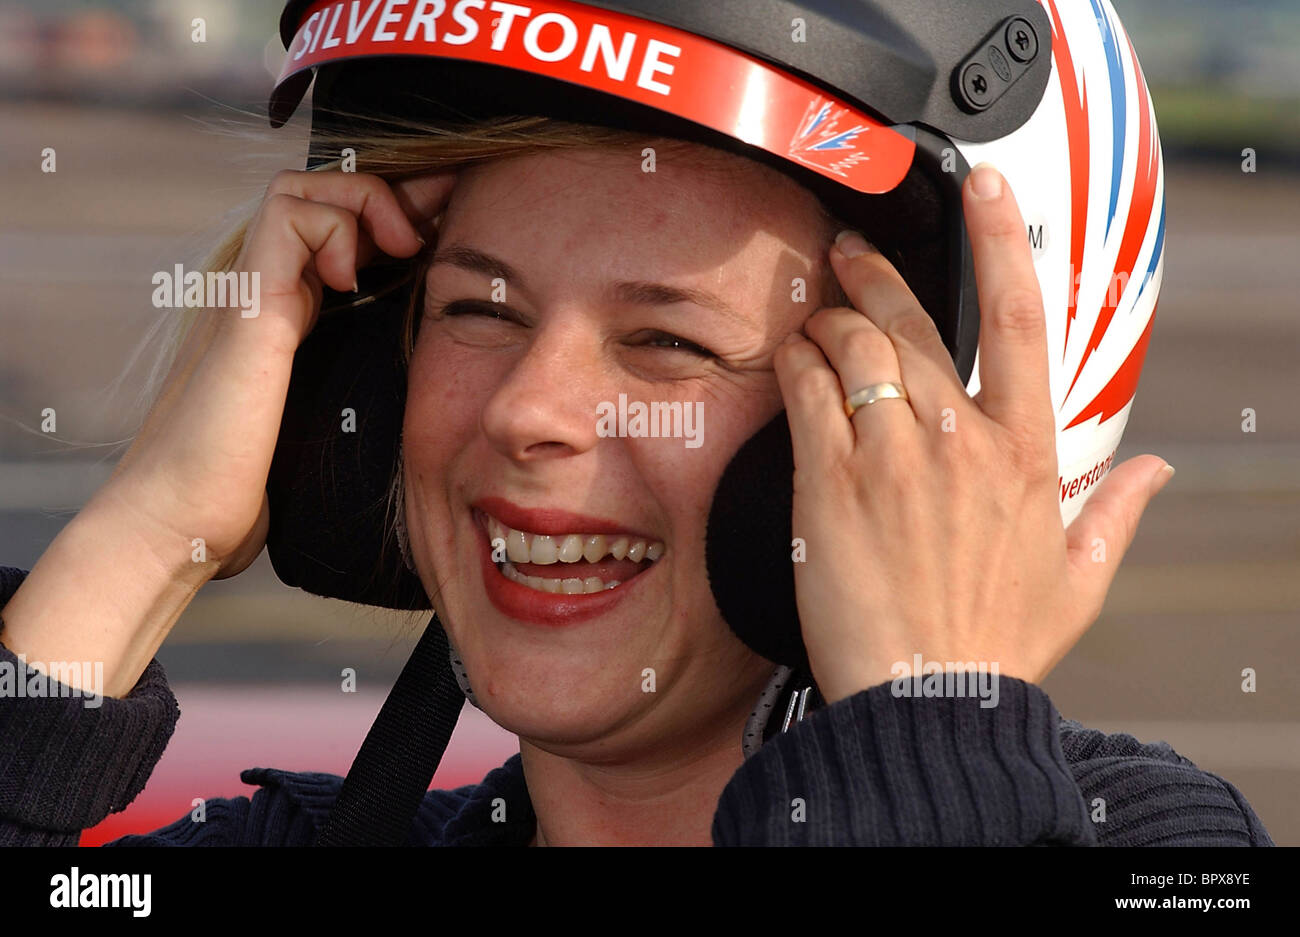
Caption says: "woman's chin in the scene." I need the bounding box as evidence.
[485,701,644,751]
[469,659,653,745]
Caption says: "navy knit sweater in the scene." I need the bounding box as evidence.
[0,565,1273,846]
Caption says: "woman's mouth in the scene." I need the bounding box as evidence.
[471,500,666,625]
[486,514,664,595]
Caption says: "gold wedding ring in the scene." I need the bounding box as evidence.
[843,381,910,418]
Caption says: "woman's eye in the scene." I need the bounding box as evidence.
[634,330,715,358]
[428,306,714,359]
[439,299,515,321]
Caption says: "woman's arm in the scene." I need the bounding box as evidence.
[0,567,181,846]
[725,164,1218,846]
[0,491,220,701]
[0,171,454,846]
[774,163,1171,704]
[0,567,328,848]
[713,678,1273,846]
[1057,717,1273,846]
[713,677,1095,846]
[1,172,441,699]
[0,563,339,848]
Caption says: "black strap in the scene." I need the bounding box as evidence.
[314,615,465,846]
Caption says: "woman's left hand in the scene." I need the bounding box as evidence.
[773,163,1174,704]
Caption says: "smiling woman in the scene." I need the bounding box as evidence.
[0,0,1276,850]
[394,140,841,842]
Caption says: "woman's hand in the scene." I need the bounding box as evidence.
[105,169,454,580]
[1,170,455,698]
[773,163,1173,704]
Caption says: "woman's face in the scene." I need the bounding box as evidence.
[403,140,836,760]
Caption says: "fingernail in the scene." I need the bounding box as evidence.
[969,162,1003,200]
[414,233,427,247]
[834,229,873,258]
[1150,463,1175,496]
[351,279,359,293]
[783,330,804,344]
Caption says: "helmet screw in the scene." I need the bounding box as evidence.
[1005,18,1038,63]
[961,63,993,109]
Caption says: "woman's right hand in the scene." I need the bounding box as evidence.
[0,169,456,698]
[102,169,455,579]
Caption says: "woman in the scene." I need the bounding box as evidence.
[0,0,1275,846]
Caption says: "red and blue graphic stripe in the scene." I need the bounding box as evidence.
[1089,0,1127,242]
[1065,302,1157,428]
[1065,29,1162,402]
[1044,0,1166,427]
[1045,0,1090,355]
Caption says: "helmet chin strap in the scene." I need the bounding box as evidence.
[314,476,482,844]
[314,614,465,846]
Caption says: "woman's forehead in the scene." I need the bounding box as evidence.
[443,143,827,249]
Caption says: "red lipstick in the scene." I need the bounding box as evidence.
[471,500,660,627]
[472,495,657,541]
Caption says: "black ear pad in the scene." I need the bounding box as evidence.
[705,412,807,671]
[266,280,431,611]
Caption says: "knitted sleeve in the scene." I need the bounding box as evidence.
[1057,718,1273,846]
[713,676,1098,846]
[713,675,1273,846]
[102,769,344,847]
[0,567,181,846]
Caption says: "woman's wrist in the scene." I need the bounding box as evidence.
[0,491,216,698]
[815,651,1038,706]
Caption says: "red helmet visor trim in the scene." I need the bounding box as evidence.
[272,0,917,195]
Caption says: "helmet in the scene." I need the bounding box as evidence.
[262,0,1165,843]
[267,0,1166,662]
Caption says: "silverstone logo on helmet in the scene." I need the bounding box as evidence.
[273,0,918,194]
[290,0,683,94]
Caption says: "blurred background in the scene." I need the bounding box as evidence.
[0,0,1296,845]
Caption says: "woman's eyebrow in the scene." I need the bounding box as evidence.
[430,243,746,326]
[429,244,521,286]
[611,281,746,327]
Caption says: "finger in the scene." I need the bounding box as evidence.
[801,306,915,438]
[773,331,854,468]
[962,163,1054,437]
[392,171,458,239]
[264,169,427,262]
[828,231,967,396]
[1065,455,1172,610]
[241,194,361,310]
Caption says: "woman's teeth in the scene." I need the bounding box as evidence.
[485,514,664,595]
[500,560,620,594]
[486,517,665,567]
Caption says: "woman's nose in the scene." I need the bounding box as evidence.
[480,323,605,463]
